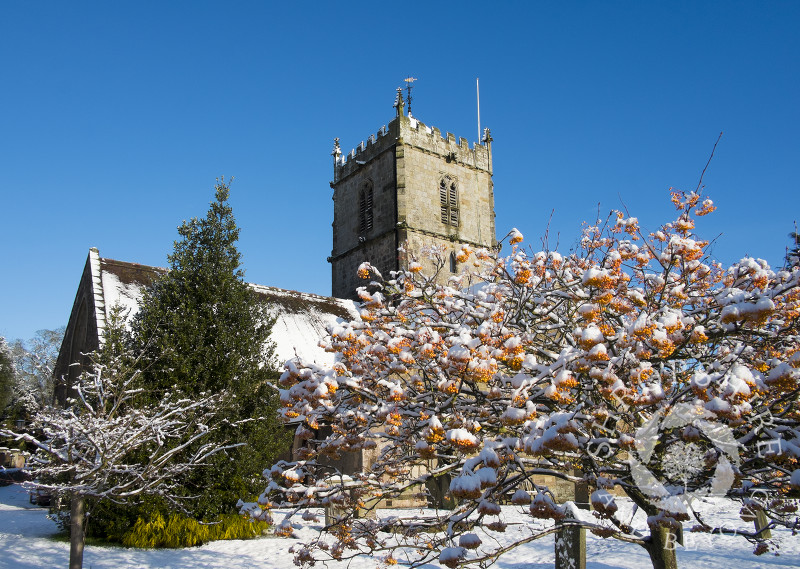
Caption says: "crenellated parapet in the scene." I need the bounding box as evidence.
[330,88,496,301]
[398,115,492,175]
[332,121,399,183]
[333,114,492,183]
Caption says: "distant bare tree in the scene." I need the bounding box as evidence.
[8,327,64,420]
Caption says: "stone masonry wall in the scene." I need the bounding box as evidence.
[331,124,398,299]
[330,110,496,299]
[396,115,494,251]
[331,233,397,300]
[396,115,495,286]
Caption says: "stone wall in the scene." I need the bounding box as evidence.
[331,232,398,300]
[330,122,399,299]
[397,115,495,252]
[330,109,496,299]
[53,251,100,406]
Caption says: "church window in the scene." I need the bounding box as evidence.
[440,175,458,226]
[359,182,374,234]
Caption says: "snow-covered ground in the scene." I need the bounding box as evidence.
[1,483,798,569]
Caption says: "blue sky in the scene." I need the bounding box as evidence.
[2,1,798,342]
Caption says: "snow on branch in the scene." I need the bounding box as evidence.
[2,358,231,505]
[245,191,800,568]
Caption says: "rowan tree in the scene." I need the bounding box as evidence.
[246,190,800,569]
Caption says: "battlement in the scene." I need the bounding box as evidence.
[333,114,492,183]
[399,114,491,172]
[330,93,496,301]
[333,121,397,174]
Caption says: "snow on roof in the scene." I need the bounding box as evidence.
[249,284,359,365]
[94,253,358,367]
[99,257,165,331]
[88,248,107,345]
[407,115,432,134]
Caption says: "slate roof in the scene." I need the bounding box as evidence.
[75,248,359,367]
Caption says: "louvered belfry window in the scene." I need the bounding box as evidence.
[359,182,374,234]
[440,175,458,226]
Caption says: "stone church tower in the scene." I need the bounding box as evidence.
[330,89,496,299]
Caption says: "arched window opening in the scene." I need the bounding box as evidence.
[440,175,458,226]
[449,251,457,273]
[359,182,374,234]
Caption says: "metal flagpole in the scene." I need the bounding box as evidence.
[477,78,481,142]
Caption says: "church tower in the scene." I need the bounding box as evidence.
[330,88,496,299]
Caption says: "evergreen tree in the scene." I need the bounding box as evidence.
[0,338,15,421]
[787,227,799,268]
[130,179,288,519]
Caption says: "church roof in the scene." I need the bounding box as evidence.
[83,248,359,367]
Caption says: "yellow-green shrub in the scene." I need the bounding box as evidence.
[121,512,271,548]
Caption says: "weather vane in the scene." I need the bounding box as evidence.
[404,77,417,115]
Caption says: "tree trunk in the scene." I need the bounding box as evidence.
[69,493,86,569]
[625,487,679,569]
[644,525,679,569]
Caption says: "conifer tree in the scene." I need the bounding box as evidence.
[0,338,15,420]
[131,179,288,519]
[787,227,799,268]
